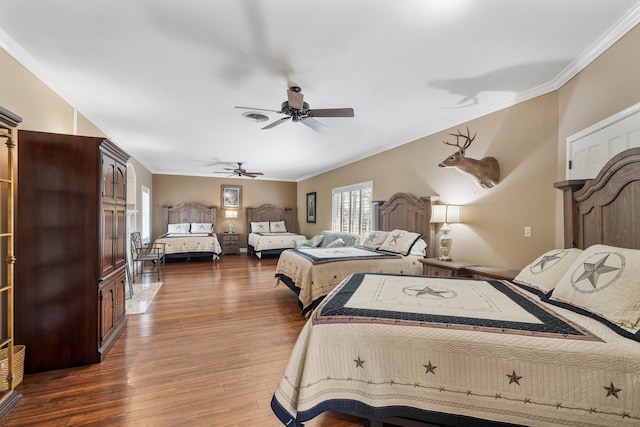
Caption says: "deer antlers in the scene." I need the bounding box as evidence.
[442,126,476,155]
[439,127,500,189]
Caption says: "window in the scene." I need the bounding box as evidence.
[331,181,373,240]
[141,185,151,243]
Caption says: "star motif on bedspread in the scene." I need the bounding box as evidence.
[354,356,365,368]
[604,382,622,398]
[423,361,437,375]
[417,286,447,297]
[575,254,619,288]
[531,252,563,272]
[404,286,456,299]
[507,370,522,385]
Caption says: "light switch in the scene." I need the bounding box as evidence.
[524,226,532,237]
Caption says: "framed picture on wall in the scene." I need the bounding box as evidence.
[306,192,316,223]
[222,185,242,209]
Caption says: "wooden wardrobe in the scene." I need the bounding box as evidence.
[15,130,129,373]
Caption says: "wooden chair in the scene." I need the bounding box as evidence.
[130,232,165,281]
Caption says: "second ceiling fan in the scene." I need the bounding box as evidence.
[236,86,354,132]
[215,162,263,178]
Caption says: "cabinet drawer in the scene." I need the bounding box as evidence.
[221,233,241,255]
[428,266,469,277]
[428,266,449,277]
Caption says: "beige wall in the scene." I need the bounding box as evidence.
[1,47,154,236]
[299,93,559,270]
[1,48,73,134]
[152,174,297,241]
[555,24,640,247]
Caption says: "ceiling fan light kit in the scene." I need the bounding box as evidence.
[235,86,354,132]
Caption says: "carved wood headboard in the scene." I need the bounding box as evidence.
[376,192,435,258]
[162,202,217,232]
[555,147,640,250]
[246,204,294,232]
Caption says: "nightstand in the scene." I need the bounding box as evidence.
[220,233,241,255]
[419,258,476,278]
[465,265,520,281]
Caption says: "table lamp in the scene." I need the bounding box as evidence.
[430,204,462,261]
[225,210,238,233]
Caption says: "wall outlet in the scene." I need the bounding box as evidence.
[524,226,532,237]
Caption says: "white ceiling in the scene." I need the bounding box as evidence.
[1,0,639,182]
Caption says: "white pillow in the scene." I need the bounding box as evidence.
[167,223,190,233]
[309,234,324,247]
[378,229,423,256]
[548,244,640,341]
[190,222,213,233]
[362,231,390,249]
[325,237,345,248]
[409,238,427,256]
[270,220,287,233]
[513,248,583,296]
[250,221,270,233]
[295,234,324,248]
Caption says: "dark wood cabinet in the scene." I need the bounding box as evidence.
[15,130,129,373]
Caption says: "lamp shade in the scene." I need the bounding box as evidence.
[430,204,462,224]
[225,210,238,219]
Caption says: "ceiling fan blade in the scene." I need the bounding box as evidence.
[262,116,290,129]
[287,89,304,110]
[234,106,282,113]
[301,117,329,133]
[244,173,263,178]
[308,108,355,118]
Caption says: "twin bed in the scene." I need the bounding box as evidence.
[274,193,434,316]
[271,148,640,426]
[246,204,306,258]
[154,203,222,261]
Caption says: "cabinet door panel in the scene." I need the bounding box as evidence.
[115,161,127,205]
[115,207,127,269]
[99,280,116,348]
[115,271,127,323]
[101,206,116,276]
[102,154,116,203]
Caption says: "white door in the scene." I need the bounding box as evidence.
[567,102,640,179]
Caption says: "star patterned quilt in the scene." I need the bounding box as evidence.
[154,232,222,260]
[272,273,640,426]
[248,232,307,257]
[274,247,423,316]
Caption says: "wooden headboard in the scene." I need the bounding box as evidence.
[246,204,294,232]
[376,192,435,258]
[555,147,640,250]
[162,202,217,231]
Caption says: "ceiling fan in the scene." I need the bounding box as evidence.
[215,162,264,178]
[235,86,354,132]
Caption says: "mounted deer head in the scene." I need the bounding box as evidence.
[439,127,500,189]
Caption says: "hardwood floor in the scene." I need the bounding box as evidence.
[2,255,371,427]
